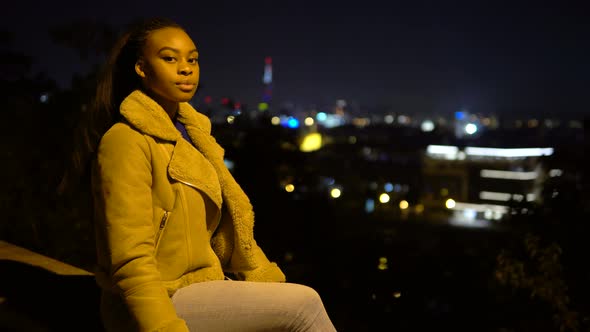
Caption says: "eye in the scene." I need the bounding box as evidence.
[162,56,176,62]
[188,58,198,64]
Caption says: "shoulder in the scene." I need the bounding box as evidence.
[97,122,152,160]
[101,121,143,141]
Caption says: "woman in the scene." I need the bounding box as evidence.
[69,17,336,331]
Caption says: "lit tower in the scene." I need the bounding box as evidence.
[258,56,273,113]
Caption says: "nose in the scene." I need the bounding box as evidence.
[179,61,192,76]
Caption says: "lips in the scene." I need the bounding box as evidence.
[176,82,196,91]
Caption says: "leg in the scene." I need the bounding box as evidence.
[171,280,336,331]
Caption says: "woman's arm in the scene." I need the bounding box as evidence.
[93,124,188,331]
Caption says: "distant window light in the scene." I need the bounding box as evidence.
[448,201,508,215]
[528,119,539,128]
[464,123,478,135]
[258,102,269,112]
[40,93,49,103]
[379,193,390,204]
[316,112,327,122]
[421,120,435,132]
[279,116,299,129]
[544,119,555,128]
[384,182,393,192]
[287,117,299,129]
[320,114,345,128]
[397,115,410,125]
[300,133,322,152]
[377,256,388,270]
[415,204,424,214]
[463,209,477,220]
[512,194,524,202]
[365,198,375,213]
[426,145,459,160]
[384,114,394,124]
[322,177,336,186]
[427,145,459,155]
[352,117,370,128]
[480,169,538,180]
[399,200,409,210]
[427,145,554,160]
[479,191,512,201]
[224,159,235,171]
[465,147,554,158]
[445,198,456,209]
[330,188,342,198]
[263,68,272,84]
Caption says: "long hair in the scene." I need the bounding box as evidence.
[58,17,184,195]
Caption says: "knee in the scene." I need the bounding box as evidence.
[289,284,333,330]
[290,284,325,315]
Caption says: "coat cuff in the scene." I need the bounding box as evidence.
[154,318,189,332]
[238,262,286,282]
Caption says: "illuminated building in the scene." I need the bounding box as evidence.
[421,144,555,226]
[257,56,273,114]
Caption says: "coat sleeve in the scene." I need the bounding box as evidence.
[93,125,188,332]
[215,211,286,283]
[235,242,287,282]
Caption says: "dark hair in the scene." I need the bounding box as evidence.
[58,17,184,194]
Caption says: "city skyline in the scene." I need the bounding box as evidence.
[3,0,588,117]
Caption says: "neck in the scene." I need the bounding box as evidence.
[159,100,178,121]
[165,105,178,121]
[144,90,178,120]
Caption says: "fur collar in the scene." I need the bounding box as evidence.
[120,89,212,141]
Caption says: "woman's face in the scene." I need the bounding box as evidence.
[135,27,199,109]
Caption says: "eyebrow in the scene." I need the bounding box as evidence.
[158,47,198,54]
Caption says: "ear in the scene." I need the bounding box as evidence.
[135,59,146,78]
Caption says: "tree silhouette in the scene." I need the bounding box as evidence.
[48,20,118,61]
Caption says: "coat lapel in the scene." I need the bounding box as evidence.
[167,139,222,209]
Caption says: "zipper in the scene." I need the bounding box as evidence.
[173,178,199,191]
[154,211,169,252]
[157,143,194,263]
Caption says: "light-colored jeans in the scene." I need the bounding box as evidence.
[171,280,337,331]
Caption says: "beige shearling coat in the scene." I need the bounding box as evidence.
[92,90,285,332]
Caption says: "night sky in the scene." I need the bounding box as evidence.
[3,0,589,117]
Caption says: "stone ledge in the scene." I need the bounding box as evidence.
[0,240,93,276]
[0,241,103,331]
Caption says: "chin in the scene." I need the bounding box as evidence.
[176,92,196,102]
